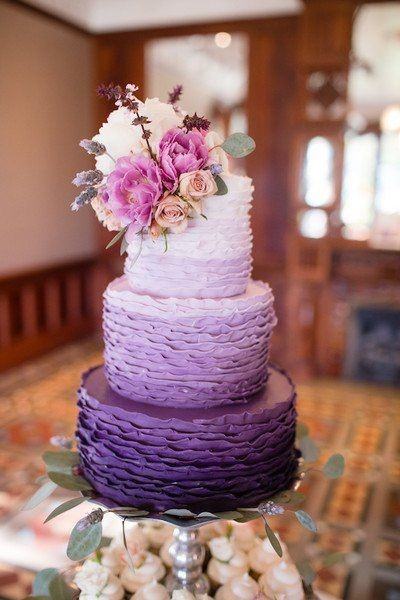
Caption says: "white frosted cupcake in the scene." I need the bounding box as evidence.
[215,573,260,600]
[159,536,174,567]
[74,559,124,600]
[131,580,169,599]
[199,521,230,542]
[101,541,125,575]
[248,537,283,575]
[171,591,213,600]
[231,523,256,552]
[259,561,304,599]
[207,541,248,586]
[120,551,166,592]
[140,521,172,549]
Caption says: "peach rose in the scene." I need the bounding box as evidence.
[179,170,218,213]
[154,195,189,233]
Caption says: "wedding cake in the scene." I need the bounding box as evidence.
[73,84,298,513]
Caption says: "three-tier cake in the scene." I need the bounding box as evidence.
[73,84,298,513]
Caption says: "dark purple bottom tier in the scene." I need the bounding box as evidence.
[77,365,298,512]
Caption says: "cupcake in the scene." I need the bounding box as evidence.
[215,573,260,600]
[159,536,174,567]
[100,541,125,575]
[120,551,166,592]
[231,523,256,553]
[248,537,283,575]
[74,559,124,600]
[140,521,172,549]
[131,580,169,600]
[207,538,248,586]
[199,521,230,543]
[259,561,304,599]
[171,591,213,600]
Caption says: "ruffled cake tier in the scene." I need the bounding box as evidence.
[103,277,277,408]
[77,365,298,512]
[124,174,253,299]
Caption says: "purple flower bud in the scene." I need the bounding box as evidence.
[258,500,285,516]
[70,187,97,212]
[50,435,73,450]
[72,169,103,187]
[210,163,223,176]
[76,508,104,531]
[79,139,106,156]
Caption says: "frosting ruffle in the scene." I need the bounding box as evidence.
[76,365,298,513]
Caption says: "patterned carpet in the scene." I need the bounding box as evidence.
[0,340,399,599]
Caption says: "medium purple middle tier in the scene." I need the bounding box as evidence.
[77,364,298,512]
[103,277,277,408]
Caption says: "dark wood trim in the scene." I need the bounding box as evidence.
[0,0,92,36]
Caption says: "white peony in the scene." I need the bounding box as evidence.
[74,559,124,599]
[142,97,183,151]
[205,131,229,173]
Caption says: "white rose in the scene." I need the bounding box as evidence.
[74,560,124,599]
[209,536,235,562]
[93,106,142,175]
[205,130,229,173]
[142,97,183,151]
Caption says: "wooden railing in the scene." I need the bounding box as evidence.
[0,258,101,371]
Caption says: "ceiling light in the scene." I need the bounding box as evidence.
[214,32,231,49]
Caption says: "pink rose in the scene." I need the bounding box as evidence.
[158,128,209,192]
[154,195,189,233]
[179,170,218,213]
[103,154,162,232]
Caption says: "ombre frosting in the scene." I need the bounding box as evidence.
[76,365,298,512]
[124,174,253,299]
[103,276,276,408]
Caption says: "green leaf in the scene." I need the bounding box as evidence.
[21,481,58,511]
[120,234,129,256]
[111,509,149,517]
[323,453,345,479]
[212,510,243,520]
[295,510,318,533]
[234,510,261,523]
[296,422,309,439]
[221,132,256,158]
[296,560,316,586]
[33,568,59,596]
[48,575,73,600]
[44,497,86,524]
[214,175,228,195]
[106,225,129,250]
[322,551,345,568]
[26,596,49,599]
[67,521,103,561]
[42,451,79,474]
[264,521,283,557]
[271,490,305,507]
[299,436,319,462]
[163,508,196,517]
[47,472,92,491]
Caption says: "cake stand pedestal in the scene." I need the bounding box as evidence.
[165,525,210,594]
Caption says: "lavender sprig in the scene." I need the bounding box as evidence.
[209,163,223,176]
[183,113,211,132]
[79,139,106,156]
[70,187,97,212]
[258,500,285,516]
[168,84,183,105]
[72,169,103,187]
[75,508,104,532]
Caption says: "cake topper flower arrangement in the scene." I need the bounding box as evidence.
[71,83,255,253]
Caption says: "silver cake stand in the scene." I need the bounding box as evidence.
[91,477,302,595]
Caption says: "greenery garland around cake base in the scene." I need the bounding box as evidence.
[22,422,345,599]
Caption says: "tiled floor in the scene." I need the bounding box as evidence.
[0,340,399,599]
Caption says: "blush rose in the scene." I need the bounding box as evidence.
[154,195,189,233]
[179,170,218,213]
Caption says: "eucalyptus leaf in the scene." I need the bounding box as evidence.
[322,551,344,567]
[296,422,309,439]
[197,511,219,519]
[47,472,92,491]
[163,509,196,517]
[67,521,103,561]
[271,490,305,507]
[212,510,243,520]
[113,510,149,517]
[323,453,345,479]
[21,481,58,511]
[221,132,256,158]
[295,510,318,533]
[44,497,86,524]
[32,568,59,596]
[214,175,228,195]
[42,450,79,474]
[234,510,261,523]
[48,574,73,600]
[296,560,316,586]
[264,521,283,558]
[299,436,320,462]
[106,225,129,250]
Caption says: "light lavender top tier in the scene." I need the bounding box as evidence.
[103,276,277,408]
[124,173,253,299]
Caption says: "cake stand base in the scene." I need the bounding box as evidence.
[165,527,209,594]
